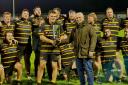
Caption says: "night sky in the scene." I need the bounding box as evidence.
[0,0,127,14]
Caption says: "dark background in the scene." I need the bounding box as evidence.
[0,0,127,14]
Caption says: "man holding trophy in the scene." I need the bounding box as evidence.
[37,10,64,85]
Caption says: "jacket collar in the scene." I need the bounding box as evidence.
[77,21,85,29]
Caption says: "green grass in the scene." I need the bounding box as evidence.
[7,51,126,85]
[2,54,128,85]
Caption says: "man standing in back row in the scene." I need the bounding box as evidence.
[14,9,32,79]
[30,6,45,78]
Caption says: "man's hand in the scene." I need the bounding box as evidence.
[0,22,3,27]
[50,40,57,47]
[89,51,94,58]
[39,20,45,26]
[56,38,61,43]
[60,34,68,40]
[13,39,18,44]
[51,39,61,47]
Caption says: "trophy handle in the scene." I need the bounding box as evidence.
[53,25,61,39]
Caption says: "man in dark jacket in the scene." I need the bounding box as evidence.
[70,12,97,85]
[30,6,45,77]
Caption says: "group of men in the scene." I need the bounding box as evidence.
[0,6,128,85]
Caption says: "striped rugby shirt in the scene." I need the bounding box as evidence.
[102,17,120,36]
[56,15,65,25]
[118,37,128,56]
[0,21,15,39]
[40,21,64,56]
[31,16,44,36]
[60,19,76,66]
[14,19,32,44]
[123,18,128,27]
[0,41,18,73]
[97,36,117,63]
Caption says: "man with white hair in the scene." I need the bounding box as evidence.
[69,12,97,85]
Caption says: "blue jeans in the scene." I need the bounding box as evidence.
[102,61,114,81]
[76,58,94,85]
[123,55,128,75]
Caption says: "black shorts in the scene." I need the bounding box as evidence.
[17,43,32,60]
[40,54,60,62]
[4,62,17,76]
[60,43,76,66]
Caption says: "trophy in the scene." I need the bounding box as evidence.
[52,24,61,46]
[52,25,60,39]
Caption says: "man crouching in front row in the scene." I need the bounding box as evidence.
[0,31,22,85]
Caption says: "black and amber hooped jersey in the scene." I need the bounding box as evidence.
[0,21,15,39]
[14,19,32,44]
[118,37,128,56]
[0,42,18,71]
[64,20,77,37]
[98,37,117,62]
[56,15,65,25]
[59,20,76,66]
[123,19,128,27]
[40,23,63,55]
[31,16,44,36]
[60,43,75,66]
[102,18,120,36]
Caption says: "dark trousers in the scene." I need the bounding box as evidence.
[102,60,114,82]
[76,58,94,85]
[32,35,40,77]
[123,55,128,75]
[17,40,32,76]
[46,58,52,80]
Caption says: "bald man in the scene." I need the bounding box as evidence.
[69,12,97,85]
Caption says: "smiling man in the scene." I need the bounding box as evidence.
[69,12,97,85]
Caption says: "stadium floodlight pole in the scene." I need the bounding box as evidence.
[13,0,15,19]
[36,0,39,6]
[126,8,128,18]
